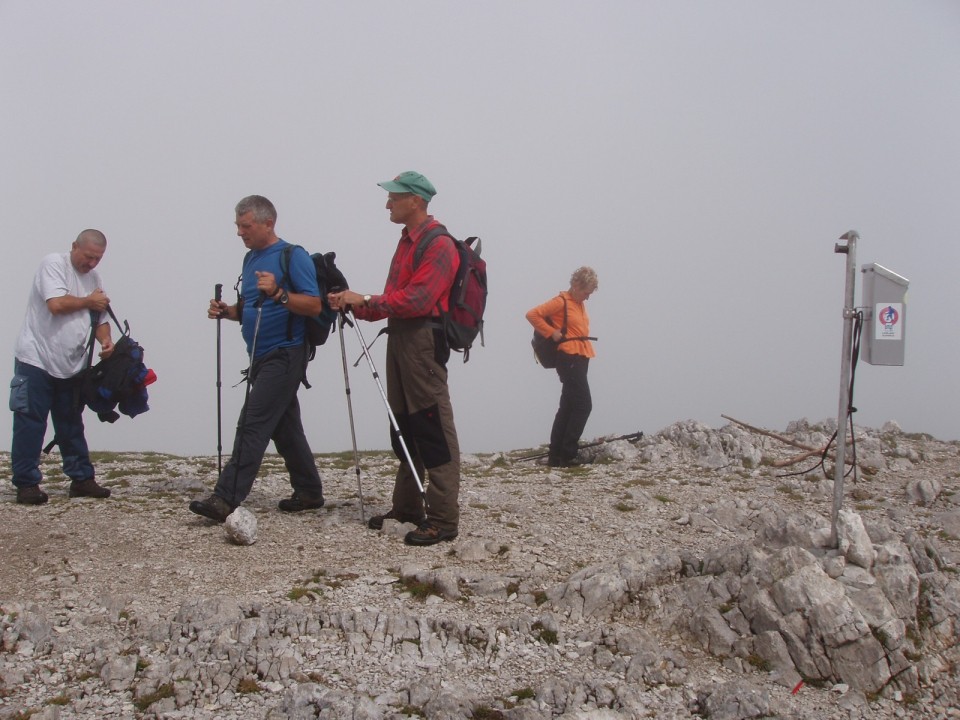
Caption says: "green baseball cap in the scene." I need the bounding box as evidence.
[378,171,437,202]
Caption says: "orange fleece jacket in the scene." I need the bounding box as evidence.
[525,291,595,358]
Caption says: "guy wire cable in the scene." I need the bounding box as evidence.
[779,310,864,480]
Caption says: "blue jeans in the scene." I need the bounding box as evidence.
[9,359,95,488]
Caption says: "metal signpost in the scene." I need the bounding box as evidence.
[831,231,859,548]
[830,231,909,547]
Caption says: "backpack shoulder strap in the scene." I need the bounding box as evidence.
[412,224,454,268]
[83,310,99,369]
[543,294,566,333]
[279,243,301,293]
[103,305,129,336]
[276,243,304,342]
[556,296,597,343]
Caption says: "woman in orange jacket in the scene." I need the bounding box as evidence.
[525,267,598,467]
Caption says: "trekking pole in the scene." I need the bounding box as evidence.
[247,293,266,383]
[228,292,265,508]
[337,312,366,523]
[516,431,644,462]
[342,309,427,503]
[215,283,223,476]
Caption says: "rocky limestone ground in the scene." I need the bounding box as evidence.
[1,418,959,720]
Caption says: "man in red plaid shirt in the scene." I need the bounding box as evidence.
[329,171,462,546]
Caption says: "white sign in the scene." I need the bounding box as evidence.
[875,303,903,340]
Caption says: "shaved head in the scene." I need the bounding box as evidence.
[75,229,107,248]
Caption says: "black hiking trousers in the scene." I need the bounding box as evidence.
[215,344,322,507]
[550,354,592,464]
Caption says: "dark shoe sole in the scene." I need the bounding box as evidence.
[277,498,325,512]
[404,528,458,546]
[189,500,231,523]
[69,485,111,499]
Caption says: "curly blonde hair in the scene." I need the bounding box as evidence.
[570,266,598,293]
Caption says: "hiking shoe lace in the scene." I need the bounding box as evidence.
[404,521,458,547]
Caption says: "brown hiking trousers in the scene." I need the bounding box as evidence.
[384,318,461,532]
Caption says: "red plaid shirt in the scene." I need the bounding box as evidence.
[355,217,459,321]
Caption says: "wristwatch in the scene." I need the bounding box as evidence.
[362,294,372,306]
[278,290,289,305]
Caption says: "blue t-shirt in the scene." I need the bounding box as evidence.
[240,240,319,358]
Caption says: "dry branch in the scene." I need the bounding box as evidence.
[770,449,823,468]
[721,414,857,469]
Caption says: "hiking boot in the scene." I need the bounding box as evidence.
[188,494,234,523]
[16,485,49,505]
[404,521,458,547]
[69,478,111,499]
[367,508,424,530]
[277,493,325,512]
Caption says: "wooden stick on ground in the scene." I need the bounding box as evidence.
[720,414,856,468]
[721,415,819,452]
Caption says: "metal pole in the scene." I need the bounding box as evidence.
[338,313,366,522]
[830,230,858,547]
[344,310,427,502]
[229,293,265,508]
[215,283,223,476]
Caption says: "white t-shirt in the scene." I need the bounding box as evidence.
[15,253,104,379]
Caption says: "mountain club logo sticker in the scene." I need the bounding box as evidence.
[875,303,902,340]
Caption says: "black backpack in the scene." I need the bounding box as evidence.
[413,225,487,362]
[78,307,155,423]
[277,245,348,360]
[45,316,155,454]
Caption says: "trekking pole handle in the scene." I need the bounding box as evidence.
[215,284,222,303]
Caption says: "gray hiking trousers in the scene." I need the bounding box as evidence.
[215,344,322,506]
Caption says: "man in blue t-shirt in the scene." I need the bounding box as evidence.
[189,195,325,522]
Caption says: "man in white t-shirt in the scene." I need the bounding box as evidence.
[10,230,115,505]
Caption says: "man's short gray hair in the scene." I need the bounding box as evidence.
[235,195,277,223]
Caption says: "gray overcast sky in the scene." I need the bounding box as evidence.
[1,1,957,458]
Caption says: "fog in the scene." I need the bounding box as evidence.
[1,1,957,460]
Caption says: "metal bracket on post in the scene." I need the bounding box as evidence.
[830,230,859,548]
